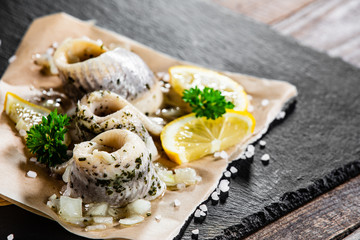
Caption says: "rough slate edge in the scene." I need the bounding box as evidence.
[178,100,360,240]
[1,1,360,240]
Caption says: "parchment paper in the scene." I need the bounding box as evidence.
[0,13,297,240]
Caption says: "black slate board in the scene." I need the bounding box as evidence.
[1,0,360,239]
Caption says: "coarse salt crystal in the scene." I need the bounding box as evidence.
[261,154,270,161]
[214,150,228,159]
[8,55,16,63]
[7,234,14,240]
[26,171,37,178]
[259,140,266,147]
[199,204,208,212]
[163,73,170,81]
[194,209,201,218]
[200,210,206,217]
[247,105,254,112]
[19,129,27,137]
[29,157,37,162]
[219,179,229,189]
[261,99,269,106]
[156,72,166,79]
[276,111,286,120]
[240,154,246,160]
[173,199,181,207]
[220,184,230,192]
[247,145,255,153]
[46,47,54,55]
[192,229,199,235]
[247,95,253,100]
[230,166,238,174]
[245,151,254,158]
[211,192,219,201]
[155,215,162,222]
[224,171,231,178]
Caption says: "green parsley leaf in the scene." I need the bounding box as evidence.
[26,109,70,167]
[182,86,235,120]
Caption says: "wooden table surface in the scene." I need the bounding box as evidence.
[213,0,360,239]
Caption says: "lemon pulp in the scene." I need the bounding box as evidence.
[161,110,255,164]
[4,92,50,132]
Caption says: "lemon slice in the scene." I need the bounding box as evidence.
[4,92,50,132]
[169,65,248,111]
[161,110,255,164]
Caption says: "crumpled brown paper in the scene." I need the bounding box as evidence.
[0,13,297,240]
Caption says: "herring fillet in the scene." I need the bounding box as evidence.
[69,129,166,207]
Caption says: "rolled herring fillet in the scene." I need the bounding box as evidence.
[75,90,162,158]
[68,129,166,207]
[53,38,163,114]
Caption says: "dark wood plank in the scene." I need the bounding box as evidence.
[244,175,360,240]
[212,0,316,24]
[213,0,360,68]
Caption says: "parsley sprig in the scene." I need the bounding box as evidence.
[26,109,70,167]
[182,86,234,120]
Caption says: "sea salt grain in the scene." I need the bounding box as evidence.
[7,234,14,240]
[259,140,266,148]
[261,154,270,162]
[214,151,228,159]
[155,215,162,222]
[191,229,199,239]
[29,157,37,163]
[26,171,37,178]
[199,204,208,212]
[163,73,170,81]
[194,209,202,218]
[219,179,230,189]
[224,170,231,178]
[276,111,286,120]
[19,129,27,137]
[247,105,254,112]
[247,145,255,153]
[8,55,17,63]
[261,99,269,106]
[245,150,254,159]
[211,191,219,205]
[230,166,238,174]
[173,199,181,207]
[192,229,199,235]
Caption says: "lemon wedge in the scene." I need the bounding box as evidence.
[169,65,248,111]
[4,92,50,132]
[161,110,255,164]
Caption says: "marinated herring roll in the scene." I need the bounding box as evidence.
[68,129,166,207]
[75,90,162,158]
[53,38,163,114]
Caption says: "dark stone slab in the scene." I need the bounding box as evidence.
[0,0,359,239]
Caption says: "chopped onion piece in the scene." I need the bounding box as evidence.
[174,168,197,185]
[119,215,144,225]
[85,224,107,231]
[87,202,109,217]
[157,170,176,186]
[126,199,151,216]
[93,216,113,224]
[58,196,82,219]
